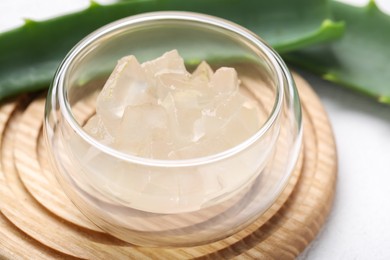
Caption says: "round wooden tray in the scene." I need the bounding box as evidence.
[0,73,337,259]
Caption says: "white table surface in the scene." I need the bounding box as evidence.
[1,0,390,259]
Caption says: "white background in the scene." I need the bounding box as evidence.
[1,0,390,259]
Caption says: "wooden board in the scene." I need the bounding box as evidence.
[0,73,337,259]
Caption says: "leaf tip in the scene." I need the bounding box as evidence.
[323,73,338,82]
[185,58,202,66]
[89,0,101,9]
[320,19,346,37]
[367,0,379,11]
[321,19,346,28]
[378,95,390,104]
[321,19,334,28]
[23,18,37,26]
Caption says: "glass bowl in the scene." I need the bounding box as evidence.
[44,11,302,247]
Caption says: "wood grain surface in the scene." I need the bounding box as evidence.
[0,73,337,259]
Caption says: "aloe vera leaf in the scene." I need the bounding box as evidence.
[157,0,345,53]
[0,0,344,101]
[284,1,390,104]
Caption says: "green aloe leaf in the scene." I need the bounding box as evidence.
[0,0,344,101]
[284,0,390,104]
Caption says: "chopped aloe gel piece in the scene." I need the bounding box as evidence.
[85,50,262,159]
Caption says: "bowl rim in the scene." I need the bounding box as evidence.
[54,11,288,167]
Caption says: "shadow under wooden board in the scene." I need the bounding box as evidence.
[0,73,337,259]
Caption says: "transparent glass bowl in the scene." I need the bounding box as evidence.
[44,11,302,247]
